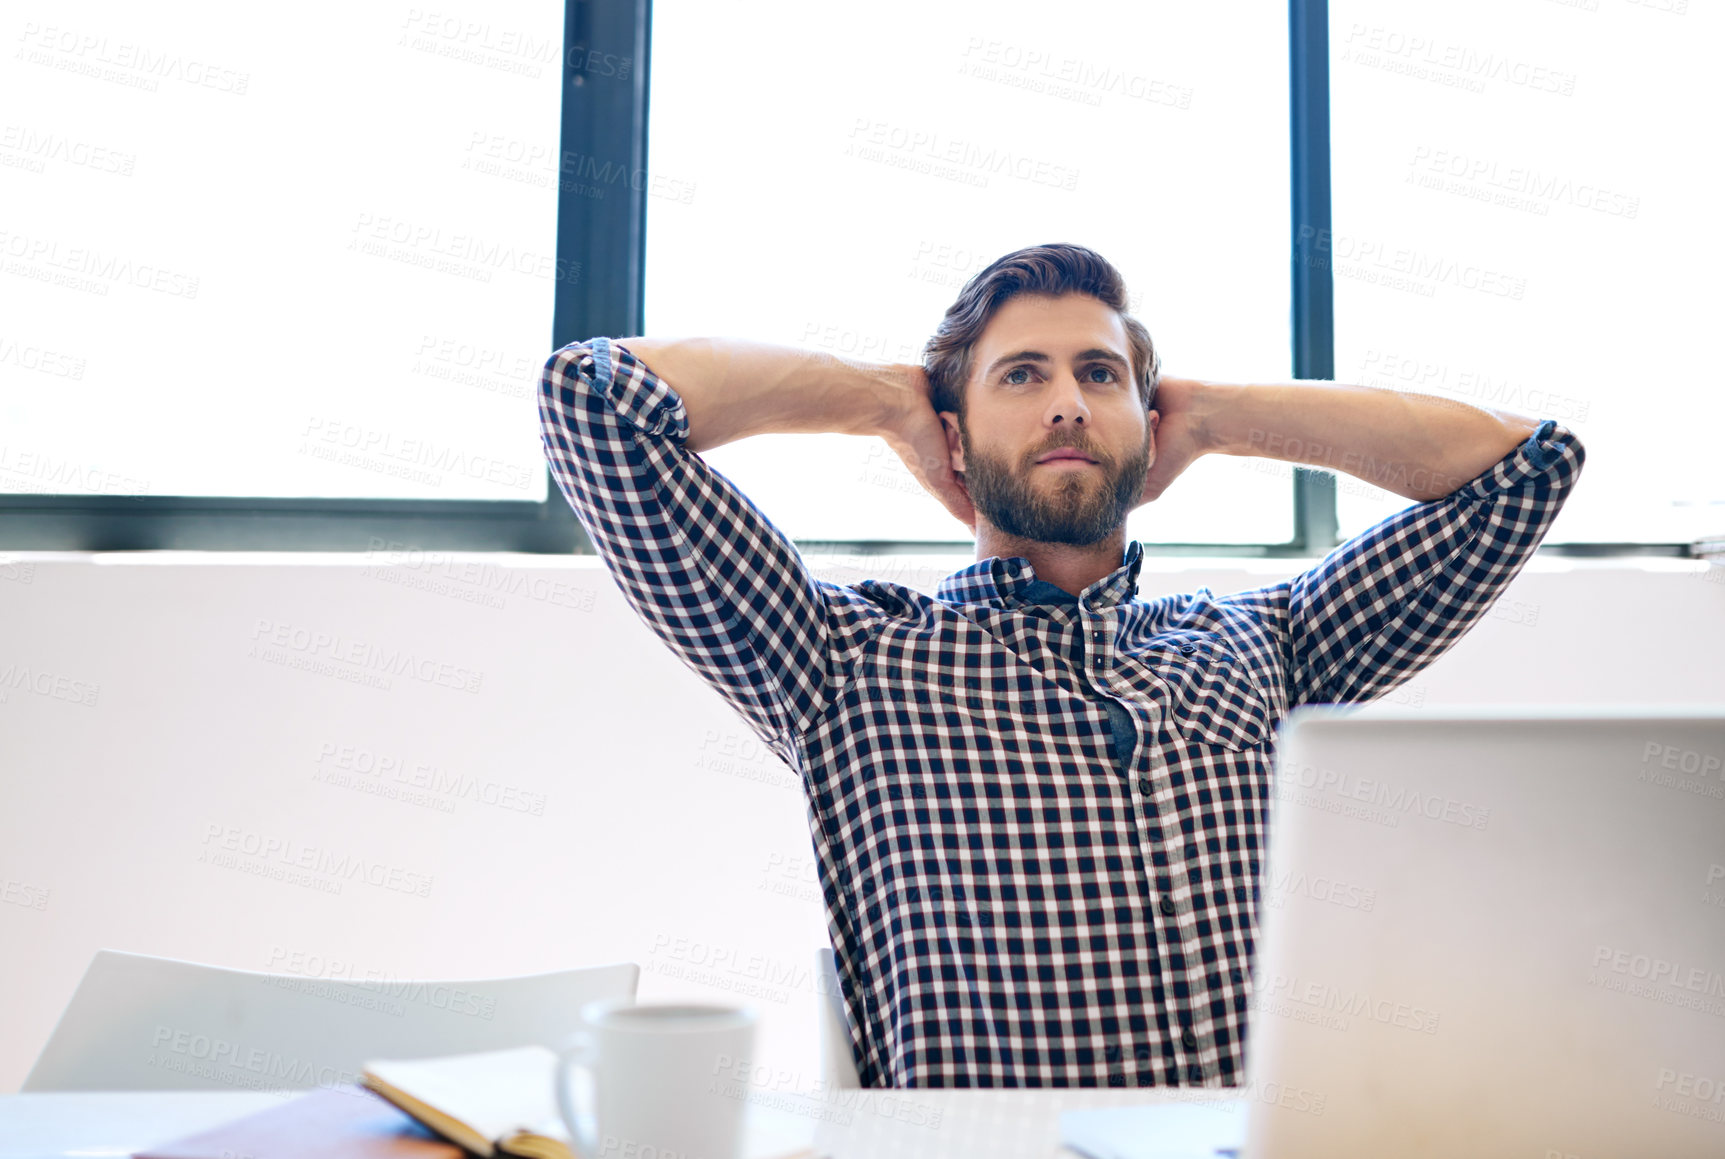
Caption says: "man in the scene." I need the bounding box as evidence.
[537,243,1585,1088]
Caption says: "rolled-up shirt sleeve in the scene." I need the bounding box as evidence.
[1220,419,1586,709]
[538,337,839,761]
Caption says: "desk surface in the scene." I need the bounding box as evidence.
[0,1088,1248,1159]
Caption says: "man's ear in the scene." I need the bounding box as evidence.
[938,410,965,474]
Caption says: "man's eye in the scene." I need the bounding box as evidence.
[1087,366,1118,383]
[1004,367,1032,385]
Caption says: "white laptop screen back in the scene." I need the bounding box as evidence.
[1245,705,1725,1159]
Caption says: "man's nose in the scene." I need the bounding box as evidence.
[1042,374,1092,425]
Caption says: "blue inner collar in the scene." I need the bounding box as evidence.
[1019,577,1081,605]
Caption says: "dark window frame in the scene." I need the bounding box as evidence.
[0,0,1688,558]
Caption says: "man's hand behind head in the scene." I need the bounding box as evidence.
[1133,374,1214,509]
[875,364,977,535]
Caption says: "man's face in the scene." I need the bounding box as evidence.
[941,292,1154,546]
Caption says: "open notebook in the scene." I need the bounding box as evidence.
[362,1045,817,1159]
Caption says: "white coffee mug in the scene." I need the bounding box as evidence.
[555,999,759,1159]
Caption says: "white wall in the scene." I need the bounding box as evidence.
[2,549,1722,1091]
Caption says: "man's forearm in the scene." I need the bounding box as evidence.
[1195,378,1545,502]
[614,337,901,453]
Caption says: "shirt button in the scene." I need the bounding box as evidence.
[1159,896,1177,917]
[1181,1030,1198,1051]
[1179,644,1196,655]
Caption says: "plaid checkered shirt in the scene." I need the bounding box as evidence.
[538,337,1586,1088]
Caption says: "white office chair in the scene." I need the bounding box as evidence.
[23,948,640,1092]
[815,945,862,1089]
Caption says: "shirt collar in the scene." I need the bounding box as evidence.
[935,539,1144,610]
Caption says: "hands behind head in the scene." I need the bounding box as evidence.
[875,364,978,534]
[1133,375,1210,510]
[871,367,1212,532]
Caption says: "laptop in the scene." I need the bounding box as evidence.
[1062,704,1725,1159]
[1243,703,1725,1158]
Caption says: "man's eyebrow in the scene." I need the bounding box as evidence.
[983,348,1130,379]
[1075,348,1130,368]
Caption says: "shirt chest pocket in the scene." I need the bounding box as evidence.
[1138,636,1270,752]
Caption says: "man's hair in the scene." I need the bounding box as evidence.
[921,243,1161,421]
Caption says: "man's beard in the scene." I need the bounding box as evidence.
[957,420,1150,547]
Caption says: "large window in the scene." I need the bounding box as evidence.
[1328,0,1722,543]
[2,0,1707,552]
[1,1,562,504]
